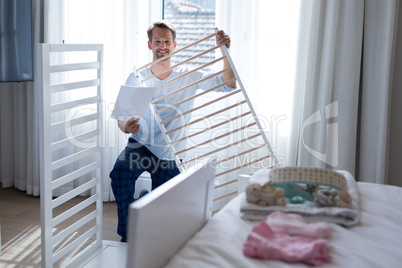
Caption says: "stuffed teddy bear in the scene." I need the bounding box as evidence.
[314,188,352,208]
[246,181,287,207]
[335,189,352,208]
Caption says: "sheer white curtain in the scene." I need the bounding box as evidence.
[217,0,400,185]
[290,0,400,184]
[216,0,301,167]
[0,0,43,195]
[43,0,162,200]
[0,0,162,198]
[358,0,400,184]
[289,0,364,173]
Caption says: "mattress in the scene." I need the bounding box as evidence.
[164,182,402,267]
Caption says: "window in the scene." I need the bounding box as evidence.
[163,0,216,70]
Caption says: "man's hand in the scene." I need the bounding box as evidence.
[216,29,236,88]
[119,117,140,134]
[216,30,231,48]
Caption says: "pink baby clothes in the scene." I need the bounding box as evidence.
[267,211,331,239]
[243,222,331,266]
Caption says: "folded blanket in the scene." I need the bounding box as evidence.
[243,211,331,266]
[267,211,331,239]
[240,169,360,226]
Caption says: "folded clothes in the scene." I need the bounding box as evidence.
[243,212,331,266]
[267,211,331,239]
[240,169,360,227]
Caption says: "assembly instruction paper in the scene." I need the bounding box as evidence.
[111,85,156,120]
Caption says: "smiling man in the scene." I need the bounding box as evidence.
[109,20,235,242]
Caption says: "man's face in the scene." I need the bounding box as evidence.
[148,27,176,61]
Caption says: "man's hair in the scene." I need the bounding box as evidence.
[147,20,177,43]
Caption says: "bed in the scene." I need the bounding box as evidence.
[127,162,402,268]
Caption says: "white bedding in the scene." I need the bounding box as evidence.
[164,182,402,268]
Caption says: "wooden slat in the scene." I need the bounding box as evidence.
[171,111,251,145]
[212,208,221,215]
[152,67,231,102]
[214,179,238,190]
[158,77,236,115]
[181,133,261,166]
[176,122,257,155]
[154,52,221,85]
[136,32,217,71]
[161,89,241,125]
[215,155,271,177]
[166,100,246,135]
[214,144,266,164]
[213,191,237,202]
[142,50,223,82]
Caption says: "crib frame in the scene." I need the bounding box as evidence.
[135,30,278,212]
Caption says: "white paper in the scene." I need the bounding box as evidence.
[111,85,156,121]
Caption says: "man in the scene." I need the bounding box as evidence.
[110,20,235,242]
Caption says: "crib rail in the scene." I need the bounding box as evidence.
[39,44,103,268]
[136,29,278,212]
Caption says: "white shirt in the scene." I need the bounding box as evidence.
[125,66,233,160]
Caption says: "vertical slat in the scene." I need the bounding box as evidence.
[95,47,104,244]
[40,43,53,268]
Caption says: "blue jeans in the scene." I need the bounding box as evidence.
[109,138,180,239]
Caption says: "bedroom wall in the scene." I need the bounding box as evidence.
[388,3,402,187]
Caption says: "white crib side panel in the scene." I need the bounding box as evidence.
[39,44,104,268]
